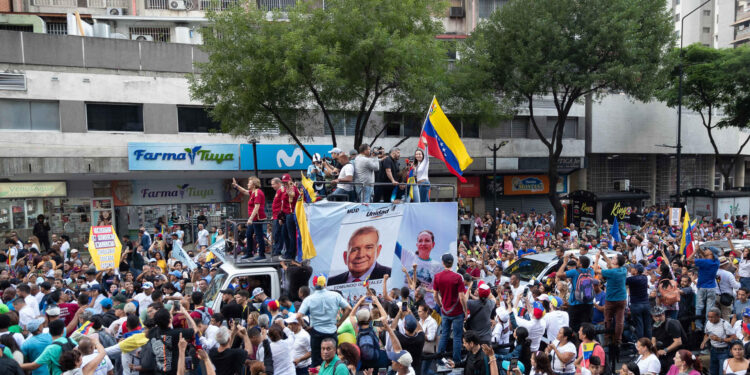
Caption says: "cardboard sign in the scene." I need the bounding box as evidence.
[87,225,122,270]
[669,207,682,227]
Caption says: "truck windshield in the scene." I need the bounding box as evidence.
[505,258,549,281]
[204,268,227,309]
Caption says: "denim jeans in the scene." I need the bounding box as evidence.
[710,346,729,375]
[741,277,750,291]
[284,213,297,259]
[417,181,430,203]
[437,313,464,363]
[421,358,435,375]
[630,302,652,339]
[244,221,266,257]
[696,287,716,329]
[332,187,357,202]
[355,185,373,203]
[271,219,285,256]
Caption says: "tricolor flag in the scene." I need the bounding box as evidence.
[723,219,733,228]
[679,210,697,258]
[582,342,596,360]
[299,172,318,203]
[418,97,473,182]
[294,199,316,260]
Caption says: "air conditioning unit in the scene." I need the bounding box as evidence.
[614,179,630,191]
[106,7,124,15]
[169,0,186,10]
[449,6,465,18]
[131,34,154,41]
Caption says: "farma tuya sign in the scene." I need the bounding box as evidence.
[128,143,239,170]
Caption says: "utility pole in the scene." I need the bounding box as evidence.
[250,138,259,177]
[488,141,508,213]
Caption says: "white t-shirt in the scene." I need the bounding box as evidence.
[551,340,576,373]
[197,229,210,247]
[60,241,70,260]
[134,292,153,315]
[635,353,661,375]
[740,259,750,278]
[290,328,312,368]
[337,164,355,191]
[543,310,570,342]
[82,351,114,375]
[257,328,296,375]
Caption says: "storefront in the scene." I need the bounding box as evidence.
[0,182,113,248]
[565,189,650,227]
[680,188,750,221]
[485,174,568,213]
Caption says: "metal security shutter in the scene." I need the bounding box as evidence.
[495,196,553,214]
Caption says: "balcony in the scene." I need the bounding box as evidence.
[737,6,750,24]
[31,0,129,7]
[142,0,294,11]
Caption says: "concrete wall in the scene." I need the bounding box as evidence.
[590,94,750,156]
[143,103,177,134]
[0,30,205,73]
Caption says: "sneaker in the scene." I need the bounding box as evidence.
[279,256,293,261]
[253,255,266,261]
[241,255,253,260]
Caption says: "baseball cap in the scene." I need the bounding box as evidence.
[70,249,78,253]
[550,296,563,309]
[114,294,128,303]
[87,284,100,291]
[26,318,45,333]
[221,289,235,295]
[100,298,113,309]
[114,303,126,310]
[387,350,413,368]
[328,147,342,154]
[149,258,157,263]
[441,253,454,265]
[532,301,544,319]
[284,316,300,325]
[170,271,182,278]
[477,283,491,298]
[45,306,61,316]
[252,287,265,298]
[281,174,292,182]
[312,153,322,163]
[355,309,371,323]
[312,274,327,288]
[404,315,418,332]
[650,305,666,316]
[142,282,154,289]
[349,149,358,157]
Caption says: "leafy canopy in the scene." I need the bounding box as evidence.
[190,0,450,151]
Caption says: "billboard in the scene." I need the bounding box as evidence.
[240,144,333,170]
[128,143,239,170]
[306,202,458,307]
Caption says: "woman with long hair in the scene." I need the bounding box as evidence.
[232,176,267,260]
[529,351,554,375]
[0,334,23,363]
[547,327,576,375]
[620,362,641,375]
[634,338,660,375]
[723,341,749,375]
[413,149,430,202]
[496,327,531,375]
[337,342,360,374]
[665,349,702,375]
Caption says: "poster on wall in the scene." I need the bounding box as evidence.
[306,202,457,307]
[87,225,122,270]
[111,180,235,206]
[571,199,595,226]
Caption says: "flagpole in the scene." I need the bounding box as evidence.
[418,96,436,151]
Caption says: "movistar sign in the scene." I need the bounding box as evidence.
[240,144,333,170]
[128,143,239,171]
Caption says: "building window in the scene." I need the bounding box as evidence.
[324,111,357,136]
[511,117,528,138]
[674,13,680,22]
[0,100,59,131]
[86,103,143,132]
[478,0,508,19]
[675,0,679,4]
[383,112,422,137]
[128,27,171,42]
[178,106,221,133]
[45,22,67,35]
[703,27,711,33]
[446,116,480,138]
[703,9,710,16]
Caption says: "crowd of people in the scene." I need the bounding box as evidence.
[4,184,750,375]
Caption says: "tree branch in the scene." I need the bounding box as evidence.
[261,103,312,158]
[308,82,337,147]
[528,95,552,150]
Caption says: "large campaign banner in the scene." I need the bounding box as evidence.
[87,225,122,270]
[307,202,457,306]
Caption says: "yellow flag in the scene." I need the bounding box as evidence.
[295,200,317,260]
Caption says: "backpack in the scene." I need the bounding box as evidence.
[574,270,595,304]
[658,279,680,306]
[52,338,76,352]
[195,307,212,326]
[356,326,380,362]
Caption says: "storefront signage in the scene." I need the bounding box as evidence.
[503,175,550,195]
[128,143,239,170]
[457,176,481,198]
[602,200,641,224]
[240,144,333,170]
[87,225,122,270]
[0,181,66,198]
[112,180,230,206]
[571,199,596,226]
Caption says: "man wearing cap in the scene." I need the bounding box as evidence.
[374,147,400,203]
[433,253,467,364]
[270,177,288,259]
[651,305,685,372]
[331,152,356,202]
[100,298,117,326]
[352,143,380,203]
[21,317,51,375]
[466,282,493,344]
[688,246,720,330]
[251,287,272,319]
[393,307,426,373]
[297,275,351,367]
[281,173,301,260]
[284,315,311,375]
[134,282,154,316]
[716,256,741,320]
[219,289,241,319]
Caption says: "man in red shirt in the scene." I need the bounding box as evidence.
[432,253,467,363]
[270,177,287,258]
[232,177,267,261]
[280,174,301,261]
[466,258,481,280]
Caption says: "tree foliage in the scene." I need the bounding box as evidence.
[462,0,674,229]
[659,44,750,189]
[190,0,450,154]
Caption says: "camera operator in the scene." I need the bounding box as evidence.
[306,153,327,195]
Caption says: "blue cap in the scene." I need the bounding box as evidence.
[100,298,113,309]
[743,307,750,318]
[26,318,45,333]
[404,315,417,332]
[170,271,182,278]
[502,361,526,373]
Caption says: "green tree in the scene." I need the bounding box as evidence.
[190,0,449,156]
[658,44,746,190]
[461,0,674,231]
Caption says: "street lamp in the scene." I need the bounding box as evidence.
[249,138,259,177]
[676,0,710,202]
[488,141,508,212]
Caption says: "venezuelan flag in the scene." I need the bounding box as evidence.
[299,172,317,203]
[679,210,697,258]
[294,199,316,260]
[723,219,733,228]
[418,97,473,182]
